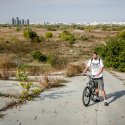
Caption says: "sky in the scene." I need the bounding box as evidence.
[0,0,125,23]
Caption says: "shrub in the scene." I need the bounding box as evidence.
[16,64,28,81]
[65,63,83,77]
[23,28,38,42]
[59,31,75,44]
[94,37,125,72]
[46,32,53,41]
[17,64,42,100]
[31,50,47,62]
[20,81,42,100]
[24,28,37,39]
[117,30,125,40]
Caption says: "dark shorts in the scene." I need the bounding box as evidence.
[93,77,104,90]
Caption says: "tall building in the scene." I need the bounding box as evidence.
[12,18,15,25]
[19,20,21,25]
[11,17,30,25]
[27,19,29,25]
[22,19,24,25]
[16,17,19,25]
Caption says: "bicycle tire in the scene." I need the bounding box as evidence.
[90,88,96,102]
[82,86,91,106]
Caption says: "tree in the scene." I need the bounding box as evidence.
[46,32,53,41]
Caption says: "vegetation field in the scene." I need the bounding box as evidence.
[0,24,125,79]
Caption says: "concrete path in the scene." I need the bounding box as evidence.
[0,71,125,125]
[0,80,21,111]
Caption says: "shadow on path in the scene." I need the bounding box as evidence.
[107,90,125,104]
[83,90,125,107]
[38,90,76,100]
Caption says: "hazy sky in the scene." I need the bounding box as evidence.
[0,0,125,23]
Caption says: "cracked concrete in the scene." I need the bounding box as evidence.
[0,71,125,125]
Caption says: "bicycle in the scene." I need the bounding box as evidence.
[82,74,98,106]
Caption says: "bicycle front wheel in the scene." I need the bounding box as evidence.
[90,88,97,102]
[82,86,91,106]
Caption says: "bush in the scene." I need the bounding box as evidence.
[24,28,37,41]
[20,81,42,100]
[16,64,28,81]
[59,31,75,44]
[95,37,125,72]
[117,30,125,40]
[31,50,47,62]
[46,32,53,41]
[17,64,42,100]
[24,28,41,42]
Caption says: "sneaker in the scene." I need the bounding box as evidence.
[104,102,109,106]
[94,97,100,102]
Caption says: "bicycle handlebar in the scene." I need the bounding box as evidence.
[82,73,95,79]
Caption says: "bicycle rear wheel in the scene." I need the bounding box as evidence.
[82,86,91,106]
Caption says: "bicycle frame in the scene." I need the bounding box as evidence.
[85,75,97,100]
[86,75,97,88]
[82,74,98,106]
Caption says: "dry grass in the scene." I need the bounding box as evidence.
[65,63,85,77]
[0,26,117,75]
[0,40,43,56]
[38,75,67,89]
[0,113,5,118]
[27,64,53,76]
[0,55,14,79]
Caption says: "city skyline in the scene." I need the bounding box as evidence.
[0,0,125,23]
[11,17,29,25]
